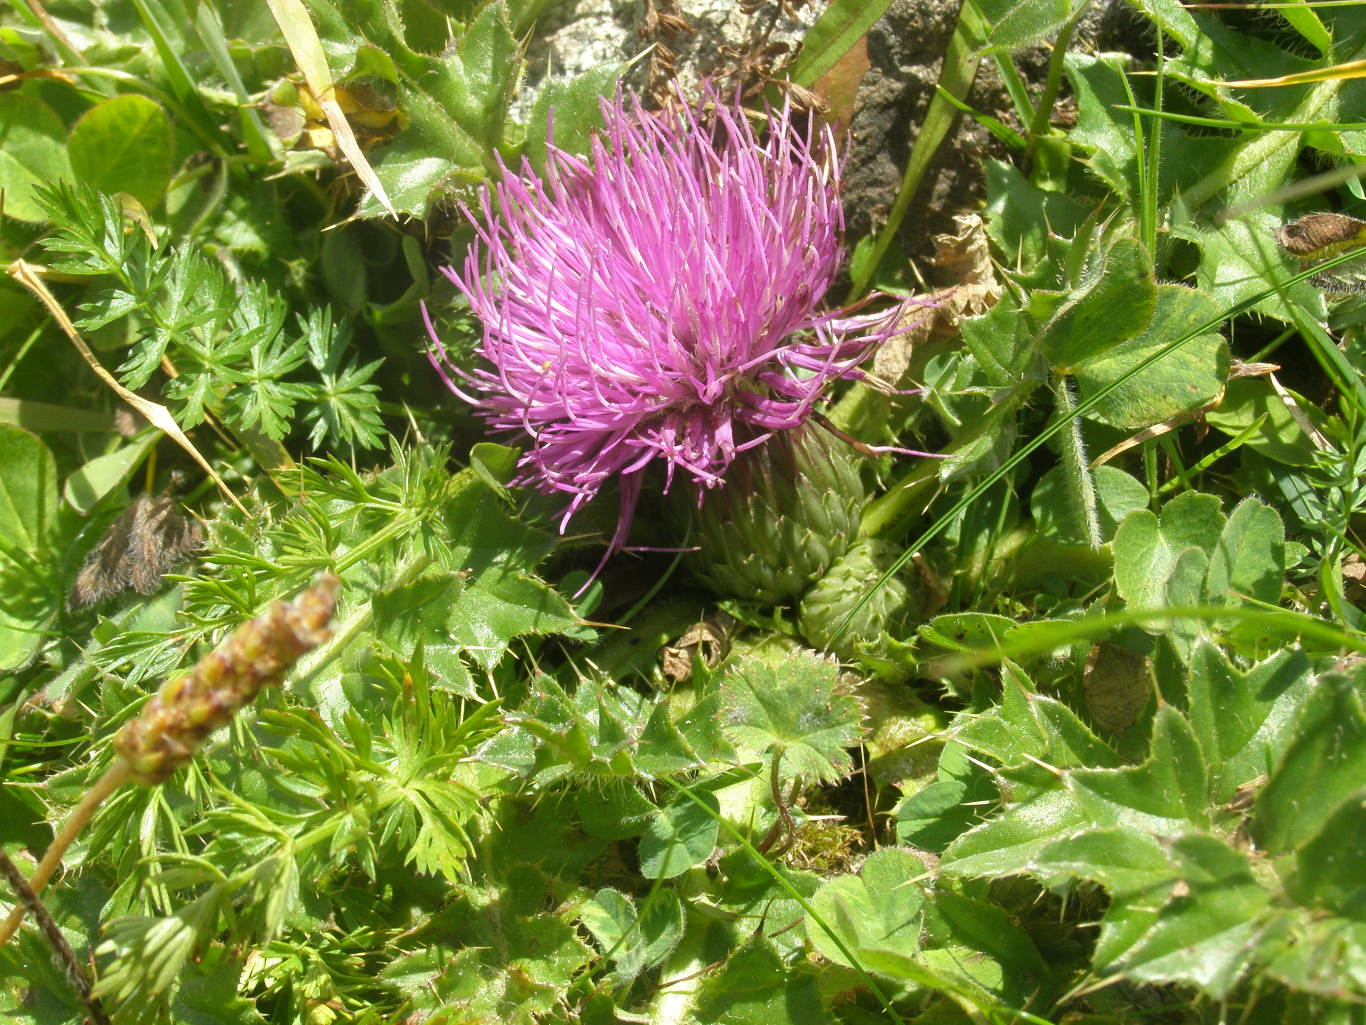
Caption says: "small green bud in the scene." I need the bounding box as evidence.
[682,428,866,604]
[798,540,916,661]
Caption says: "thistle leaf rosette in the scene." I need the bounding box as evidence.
[427,85,906,557]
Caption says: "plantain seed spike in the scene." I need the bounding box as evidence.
[113,573,339,785]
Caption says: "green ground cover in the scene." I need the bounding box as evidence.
[1,1,1364,1022]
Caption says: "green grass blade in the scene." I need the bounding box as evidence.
[846,0,988,298]
[845,243,1366,642]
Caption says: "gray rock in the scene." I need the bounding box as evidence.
[512,0,821,121]
[843,0,1138,261]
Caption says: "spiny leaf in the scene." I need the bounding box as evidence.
[941,782,1089,877]
[1066,706,1211,835]
[1255,670,1366,854]
[1289,794,1366,917]
[953,662,1119,770]
[1031,828,1174,898]
[1107,833,1270,998]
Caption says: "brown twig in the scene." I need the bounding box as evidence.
[0,848,112,1025]
[0,762,130,948]
[753,748,799,857]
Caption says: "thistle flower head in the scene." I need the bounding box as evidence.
[426,85,905,554]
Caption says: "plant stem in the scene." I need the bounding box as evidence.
[860,381,1035,538]
[0,848,112,1025]
[754,748,797,857]
[1026,0,1092,152]
[1052,374,1103,549]
[859,458,940,539]
[0,761,132,947]
[846,0,987,298]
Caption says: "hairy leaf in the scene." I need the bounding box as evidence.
[718,649,864,783]
[806,847,925,967]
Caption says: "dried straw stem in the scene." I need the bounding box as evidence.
[0,761,131,947]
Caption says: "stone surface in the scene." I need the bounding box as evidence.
[842,0,1149,261]
[843,0,965,254]
[513,0,821,121]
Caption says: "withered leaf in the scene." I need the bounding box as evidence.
[69,495,203,609]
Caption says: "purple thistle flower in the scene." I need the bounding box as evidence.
[425,85,909,561]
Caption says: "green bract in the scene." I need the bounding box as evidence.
[799,538,917,661]
[685,427,867,603]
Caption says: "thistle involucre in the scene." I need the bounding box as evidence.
[427,86,904,555]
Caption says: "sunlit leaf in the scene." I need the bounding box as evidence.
[718,649,864,783]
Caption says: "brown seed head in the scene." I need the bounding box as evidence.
[1274,212,1366,257]
[113,573,339,784]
